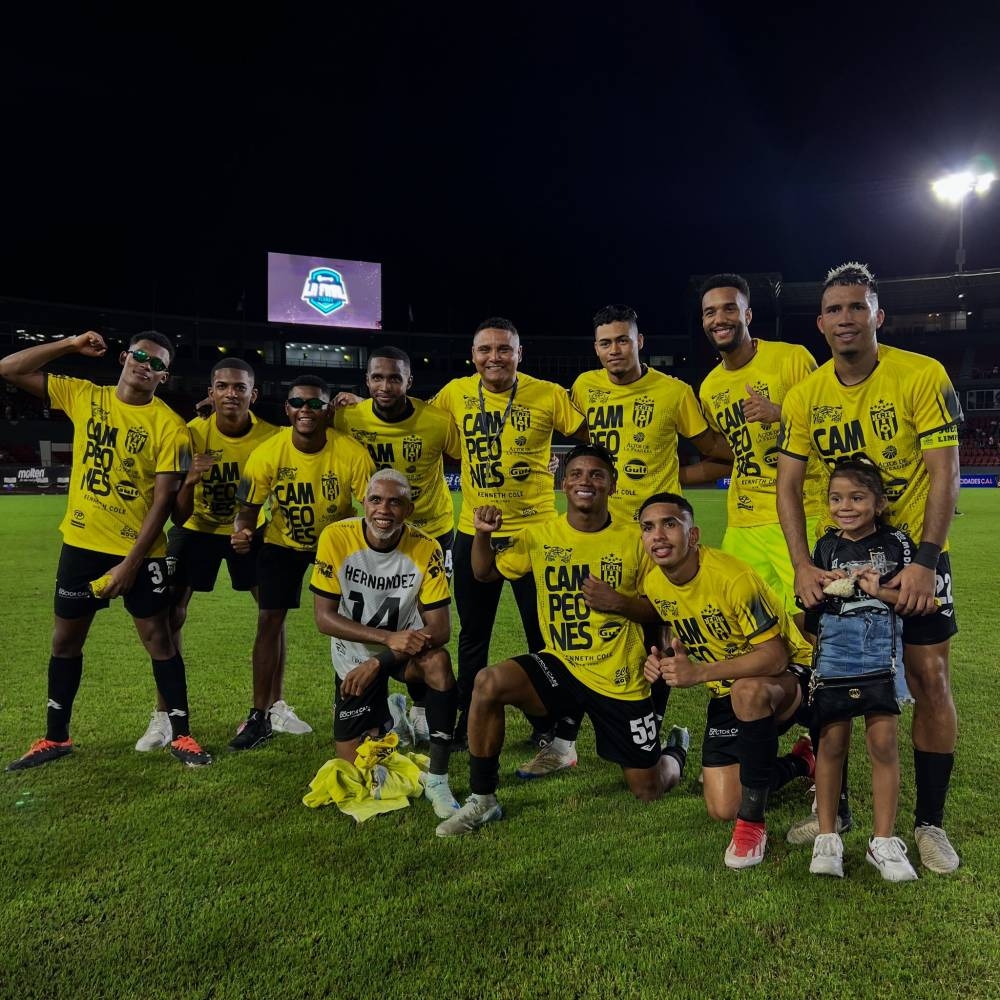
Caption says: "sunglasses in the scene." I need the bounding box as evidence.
[127,349,169,372]
[286,396,328,411]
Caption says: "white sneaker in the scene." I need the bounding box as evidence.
[435,794,503,837]
[810,833,845,877]
[914,825,960,874]
[135,711,172,752]
[867,836,919,882]
[409,705,430,746]
[786,810,853,845]
[387,693,414,747]
[421,774,460,818]
[268,700,313,735]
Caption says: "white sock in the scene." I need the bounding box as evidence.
[425,772,448,787]
[551,738,576,757]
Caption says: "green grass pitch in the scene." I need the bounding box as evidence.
[1,489,998,999]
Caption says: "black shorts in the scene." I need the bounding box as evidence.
[702,669,811,768]
[333,661,407,741]
[167,525,261,593]
[902,551,959,646]
[256,543,316,611]
[54,544,171,620]
[515,652,661,770]
[436,530,455,583]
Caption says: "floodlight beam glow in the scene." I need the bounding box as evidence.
[932,169,996,204]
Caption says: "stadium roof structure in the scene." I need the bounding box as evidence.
[779,267,1000,314]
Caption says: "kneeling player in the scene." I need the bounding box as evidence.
[436,444,687,838]
[638,492,814,869]
[311,469,459,818]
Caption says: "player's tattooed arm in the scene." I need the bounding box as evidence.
[471,505,504,582]
[0,330,107,399]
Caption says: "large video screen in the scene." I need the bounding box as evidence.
[267,252,382,329]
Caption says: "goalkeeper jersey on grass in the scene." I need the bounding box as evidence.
[639,546,813,699]
[571,366,708,523]
[779,344,962,544]
[46,374,190,558]
[430,372,584,537]
[699,340,825,526]
[183,412,279,535]
[334,397,460,538]
[310,518,451,680]
[495,515,652,700]
[237,428,374,552]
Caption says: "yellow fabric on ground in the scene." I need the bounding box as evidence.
[302,733,429,823]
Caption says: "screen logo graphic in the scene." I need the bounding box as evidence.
[301,268,349,316]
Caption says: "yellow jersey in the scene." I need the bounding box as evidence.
[496,514,652,699]
[779,344,962,543]
[238,427,375,551]
[46,374,190,558]
[310,518,451,680]
[430,372,584,537]
[700,340,825,526]
[571,366,708,522]
[334,397,460,538]
[639,546,813,699]
[183,412,279,535]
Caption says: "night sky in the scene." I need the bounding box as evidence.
[4,9,1000,337]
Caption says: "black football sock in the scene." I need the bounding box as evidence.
[469,753,500,796]
[426,685,458,775]
[914,749,954,828]
[737,716,777,822]
[46,655,83,742]
[151,654,190,738]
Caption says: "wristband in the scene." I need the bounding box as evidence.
[913,541,941,570]
[375,649,397,672]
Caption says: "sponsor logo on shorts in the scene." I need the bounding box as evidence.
[531,654,558,688]
[58,587,92,600]
[338,706,369,719]
[707,726,738,739]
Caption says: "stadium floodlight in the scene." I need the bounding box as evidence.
[932,162,997,272]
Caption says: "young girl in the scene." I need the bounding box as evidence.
[807,457,918,882]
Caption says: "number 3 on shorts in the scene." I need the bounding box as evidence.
[629,713,656,745]
[147,562,165,586]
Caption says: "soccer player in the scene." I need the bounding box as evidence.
[2,330,212,769]
[776,262,963,874]
[229,375,374,751]
[435,445,687,837]
[638,493,815,869]
[132,357,291,751]
[697,275,825,625]
[311,469,459,818]
[333,346,462,742]
[430,318,588,747]
[572,304,731,524]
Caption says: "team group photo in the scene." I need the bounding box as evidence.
[3,12,999,999]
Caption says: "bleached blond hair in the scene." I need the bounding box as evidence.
[823,261,878,295]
